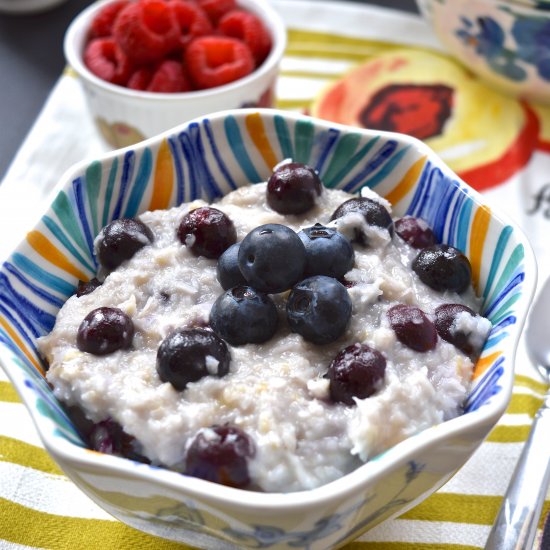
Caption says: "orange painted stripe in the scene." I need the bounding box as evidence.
[27,231,87,281]
[245,112,279,171]
[384,156,427,207]
[473,351,501,380]
[0,317,44,375]
[469,205,491,292]
[149,139,174,211]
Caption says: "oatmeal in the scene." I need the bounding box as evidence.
[38,164,491,493]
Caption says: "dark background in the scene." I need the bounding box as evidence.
[0,0,419,181]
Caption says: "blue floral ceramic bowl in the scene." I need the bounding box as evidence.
[0,109,536,549]
[417,0,550,104]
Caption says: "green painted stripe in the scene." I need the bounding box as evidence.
[0,381,20,403]
[401,494,550,530]
[487,425,531,443]
[0,498,188,550]
[506,393,543,416]
[515,374,547,394]
[0,436,63,476]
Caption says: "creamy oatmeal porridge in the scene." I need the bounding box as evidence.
[38,162,491,493]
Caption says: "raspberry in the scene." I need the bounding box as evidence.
[218,9,271,65]
[170,0,213,49]
[84,37,133,85]
[185,36,254,89]
[113,0,179,64]
[197,0,237,24]
[89,1,130,38]
[128,60,192,92]
[127,66,153,90]
[149,59,192,92]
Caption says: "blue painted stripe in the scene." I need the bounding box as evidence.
[168,135,185,205]
[224,116,261,183]
[314,128,339,176]
[359,145,409,192]
[204,118,237,192]
[125,148,153,218]
[112,151,135,220]
[4,263,65,309]
[456,196,473,253]
[465,356,505,411]
[484,271,524,317]
[72,177,95,259]
[11,254,74,296]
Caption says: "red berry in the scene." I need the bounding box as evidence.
[185,36,254,89]
[84,37,133,85]
[127,66,154,90]
[149,59,192,92]
[218,9,271,65]
[113,0,179,64]
[170,0,213,49]
[197,0,236,24]
[89,0,130,38]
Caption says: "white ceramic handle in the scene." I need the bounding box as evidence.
[485,396,550,550]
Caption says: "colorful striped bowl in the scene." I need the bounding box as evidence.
[0,109,536,549]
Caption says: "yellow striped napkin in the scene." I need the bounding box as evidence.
[1,1,549,548]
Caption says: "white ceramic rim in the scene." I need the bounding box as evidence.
[63,0,287,102]
[10,108,536,513]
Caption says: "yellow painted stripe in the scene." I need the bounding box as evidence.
[285,46,384,62]
[487,425,530,443]
[384,156,427,207]
[246,112,279,171]
[473,352,501,380]
[287,28,400,48]
[401,494,550,530]
[0,498,189,550]
[276,99,310,111]
[0,436,63,476]
[515,374,547,394]
[0,317,43,375]
[27,231,87,281]
[149,138,174,211]
[469,205,491,293]
[506,393,543,416]
[0,381,20,403]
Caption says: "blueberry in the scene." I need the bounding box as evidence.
[286,275,352,345]
[177,206,237,260]
[156,328,230,391]
[330,197,394,245]
[216,243,247,290]
[185,425,255,488]
[88,418,148,462]
[298,224,355,279]
[434,303,482,357]
[76,277,102,297]
[412,244,472,293]
[266,162,322,215]
[395,216,436,249]
[76,307,134,355]
[96,218,154,272]
[238,224,306,293]
[326,343,386,405]
[387,304,437,352]
[209,286,278,346]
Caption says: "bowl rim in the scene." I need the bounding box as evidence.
[0,107,538,511]
[63,0,287,102]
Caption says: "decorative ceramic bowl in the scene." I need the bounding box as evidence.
[417,0,550,104]
[63,0,286,148]
[0,109,536,549]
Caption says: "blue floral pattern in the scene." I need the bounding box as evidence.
[456,9,550,82]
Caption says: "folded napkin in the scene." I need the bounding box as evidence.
[1,1,549,548]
